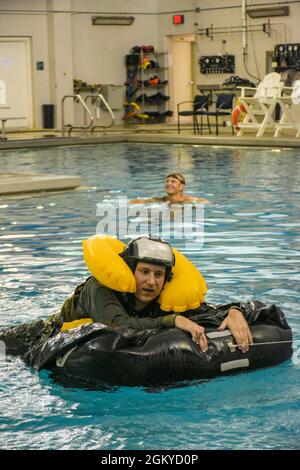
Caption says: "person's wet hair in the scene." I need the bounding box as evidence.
[166,173,185,185]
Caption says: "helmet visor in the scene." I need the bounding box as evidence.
[132,237,174,267]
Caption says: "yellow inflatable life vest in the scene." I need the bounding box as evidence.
[82,235,207,313]
[159,248,207,312]
[83,235,136,293]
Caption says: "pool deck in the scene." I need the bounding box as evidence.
[0,172,81,195]
[0,125,300,149]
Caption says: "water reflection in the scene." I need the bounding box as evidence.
[0,143,299,449]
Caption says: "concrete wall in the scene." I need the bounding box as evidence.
[47,0,73,127]
[0,0,300,128]
[0,0,51,127]
[157,0,300,88]
[70,0,158,126]
[0,0,158,128]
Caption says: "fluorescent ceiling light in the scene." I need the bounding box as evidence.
[247,6,289,18]
[92,16,134,25]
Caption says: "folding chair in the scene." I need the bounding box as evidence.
[236,72,283,137]
[274,80,300,137]
[195,93,235,135]
[177,95,209,134]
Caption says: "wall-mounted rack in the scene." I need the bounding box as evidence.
[198,20,271,41]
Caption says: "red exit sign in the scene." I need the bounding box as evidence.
[173,15,184,25]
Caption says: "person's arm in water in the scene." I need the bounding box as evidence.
[130,195,210,204]
[130,196,166,204]
[182,195,210,204]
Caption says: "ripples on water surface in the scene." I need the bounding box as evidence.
[0,143,300,450]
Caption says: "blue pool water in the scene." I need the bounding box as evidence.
[0,143,300,450]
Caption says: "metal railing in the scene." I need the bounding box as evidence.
[61,95,94,136]
[84,94,115,133]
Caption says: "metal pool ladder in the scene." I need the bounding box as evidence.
[84,94,115,134]
[61,94,115,137]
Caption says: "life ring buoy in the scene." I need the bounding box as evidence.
[232,103,246,131]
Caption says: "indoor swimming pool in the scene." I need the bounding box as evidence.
[0,142,299,450]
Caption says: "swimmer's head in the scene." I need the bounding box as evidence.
[166,173,185,185]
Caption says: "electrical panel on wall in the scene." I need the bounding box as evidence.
[199,54,235,74]
[273,43,300,70]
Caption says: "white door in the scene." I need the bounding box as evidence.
[0,38,33,128]
[170,36,195,123]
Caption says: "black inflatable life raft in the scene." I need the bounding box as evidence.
[24,320,293,388]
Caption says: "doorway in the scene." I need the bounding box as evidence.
[0,37,33,128]
[168,34,196,124]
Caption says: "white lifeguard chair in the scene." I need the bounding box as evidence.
[274,80,300,138]
[237,73,283,137]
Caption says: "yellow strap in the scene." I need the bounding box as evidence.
[60,318,92,332]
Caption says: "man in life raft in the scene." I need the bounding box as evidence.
[0,236,253,357]
[130,173,210,205]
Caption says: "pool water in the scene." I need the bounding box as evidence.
[0,143,300,450]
